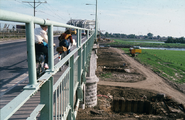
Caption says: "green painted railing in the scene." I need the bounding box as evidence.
[0,9,95,120]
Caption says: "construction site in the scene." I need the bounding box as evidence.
[76,45,185,120]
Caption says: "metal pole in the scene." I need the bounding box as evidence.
[34,0,35,16]
[95,0,98,42]
[34,0,35,28]
[77,29,80,47]
[25,22,37,86]
[69,55,74,120]
[48,25,54,71]
[87,30,89,39]
[40,77,53,120]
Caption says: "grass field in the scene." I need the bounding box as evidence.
[122,48,185,83]
[110,39,185,48]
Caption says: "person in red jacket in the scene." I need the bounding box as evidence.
[58,29,73,54]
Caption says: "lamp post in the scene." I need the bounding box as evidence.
[86,0,98,42]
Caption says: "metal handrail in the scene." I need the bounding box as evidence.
[0,9,95,120]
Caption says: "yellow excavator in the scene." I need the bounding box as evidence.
[129,46,142,57]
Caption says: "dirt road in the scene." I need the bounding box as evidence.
[98,47,185,105]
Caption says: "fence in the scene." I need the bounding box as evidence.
[0,28,62,39]
[0,9,95,120]
[0,30,26,39]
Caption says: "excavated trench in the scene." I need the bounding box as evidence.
[97,66,185,117]
[98,66,161,115]
[97,87,185,118]
[112,97,185,117]
[113,98,154,114]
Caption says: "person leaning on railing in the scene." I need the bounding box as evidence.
[34,25,56,69]
[58,29,73,54]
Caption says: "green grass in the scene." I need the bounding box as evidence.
[122,48,185,83]
[100,72,112,78]
[110,39,185,48]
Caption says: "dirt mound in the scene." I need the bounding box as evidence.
[96,47,146,83]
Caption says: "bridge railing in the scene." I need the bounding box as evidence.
[0,9,95,120]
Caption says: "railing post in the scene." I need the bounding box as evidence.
[76,29,80,47]
[40,77,53,120]
[86,42,88,65]
[69,55,74,120]
[48,24,54,71]
[25,22,37,87]
[79,29,82,46]
[77,28,82,85]
[84,44,87,67]
[78,48,82,85]
[87,30,89,39]
[77,48,83,101]
[82,42,86,83]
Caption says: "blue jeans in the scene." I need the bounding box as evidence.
[59,39,70,54]
[59,40,69,49]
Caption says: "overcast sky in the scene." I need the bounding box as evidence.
[0,0,184,37]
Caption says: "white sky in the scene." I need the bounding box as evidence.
[0,0,185,37]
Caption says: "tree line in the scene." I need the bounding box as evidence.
[165,37,185,44]
[101,32,160,39]
[100,32,185,42]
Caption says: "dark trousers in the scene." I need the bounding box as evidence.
[59,40,69,48]
[59,40,70,54]
[35,43,48,63]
